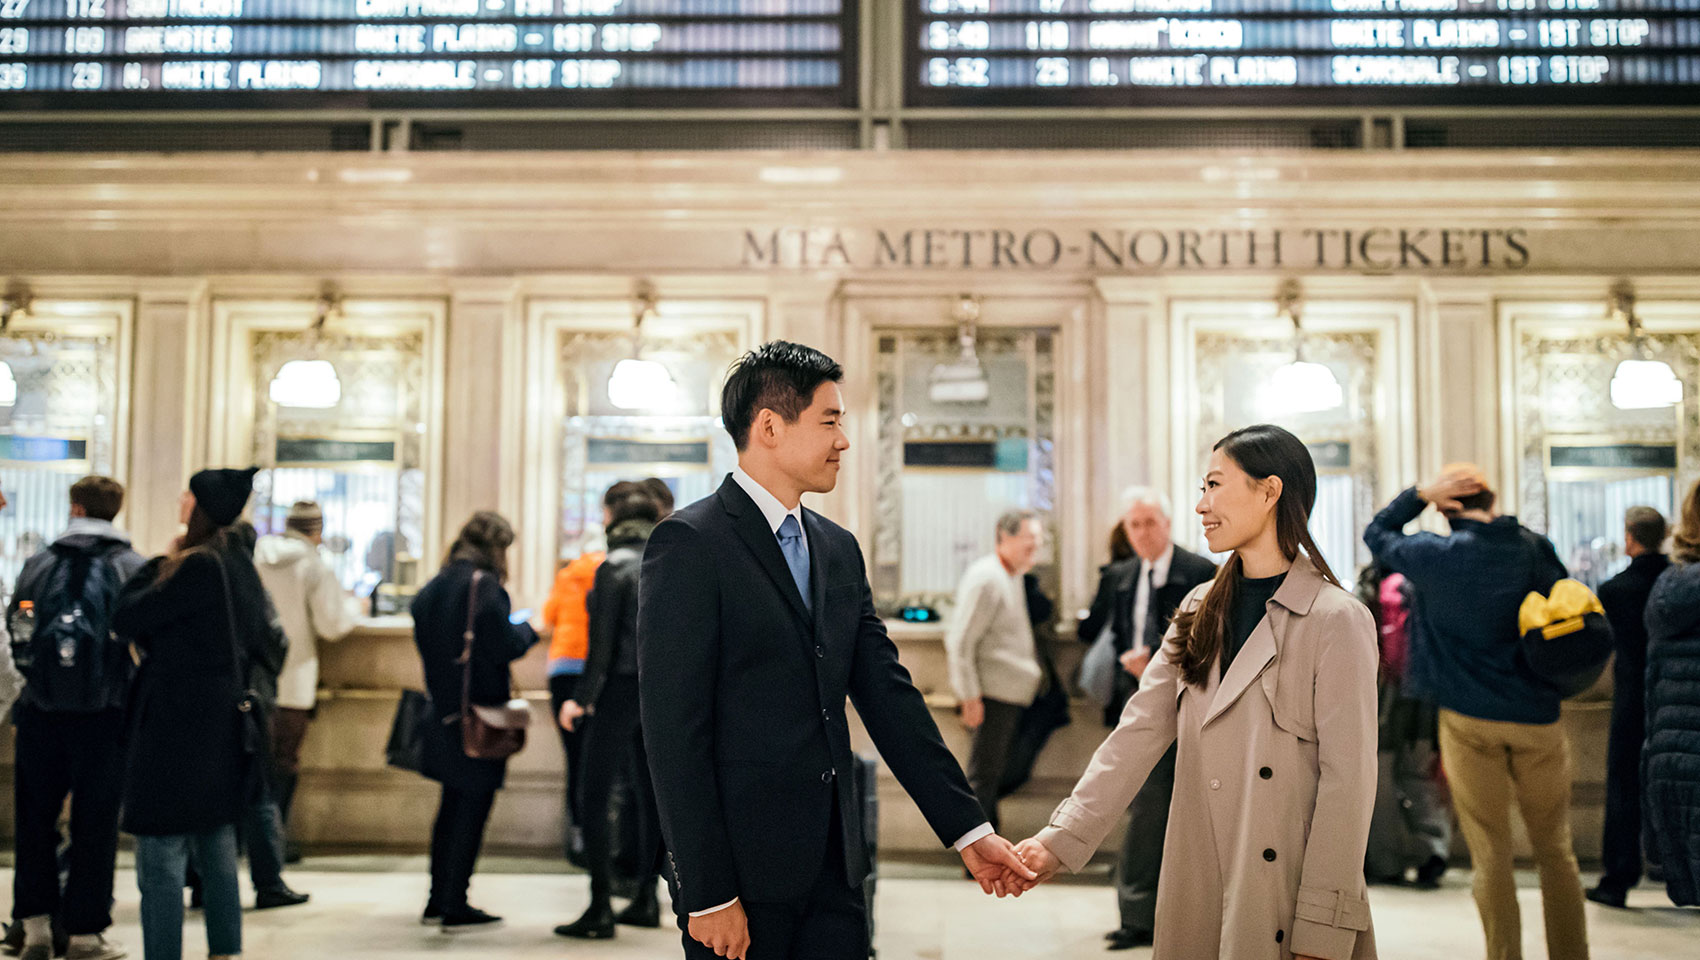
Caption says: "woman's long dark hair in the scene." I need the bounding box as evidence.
[445,511,516,583]
[1169,424,1340,686]
[155,504,225,583]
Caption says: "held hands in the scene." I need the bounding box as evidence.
[959,833,1039,898]
[1119,647,1152,679]
[959,696,985,730]
[557,699,586,732]
[1012,837,1062,888]
[687,900,750,960]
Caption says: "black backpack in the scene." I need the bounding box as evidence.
[9,544,131,713]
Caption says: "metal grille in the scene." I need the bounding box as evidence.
[903,118,1362,150]
[409,120,858,151]
[1406,116,1700,149]
[0,122,372,153]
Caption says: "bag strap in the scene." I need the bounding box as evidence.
[208,548,254,703]
[459,569,483,724]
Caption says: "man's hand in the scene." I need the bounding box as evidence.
[1012,837,1062,888]
[959,696,984,730]
[960,833,1038,898]
[1119,647,1151,679]
[1418,470,1485,515]
[687,901,750,960]
[558,699,586,732]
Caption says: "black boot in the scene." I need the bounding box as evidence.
[615,884,661,929]
[553,901,616,940]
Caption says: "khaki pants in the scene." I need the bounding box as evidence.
[1439,709,1589,960]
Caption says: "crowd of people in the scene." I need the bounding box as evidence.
[0,337,1696,960]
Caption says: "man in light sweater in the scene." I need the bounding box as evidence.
[944,509,1044,832]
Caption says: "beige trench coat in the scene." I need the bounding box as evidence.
[1037,558,1378,960]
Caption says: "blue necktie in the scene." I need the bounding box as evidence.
[777,514,812,612]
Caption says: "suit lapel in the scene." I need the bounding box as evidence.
[1202,608,1278,727]
[718,478,812,627]
[803,510,832,649]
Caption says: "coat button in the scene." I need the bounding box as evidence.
[822,770,835,783]
[1275,930,1284,944]
[821,708,829,720]
[1209,779,1221,790]
[1263,848,1277,862]
[1260,767,1273,780]
[815,645,825,658]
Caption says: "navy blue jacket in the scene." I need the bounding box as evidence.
[1364,487,1568,725]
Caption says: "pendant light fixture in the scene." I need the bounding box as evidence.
[269,284,344,410]
[928,294,991,404]
[606,281,678,411]
[0,282,30,409]
[1266,279,1344,416]
[1607,281,1683,411]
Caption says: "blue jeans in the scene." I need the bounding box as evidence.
[134,828,241,960]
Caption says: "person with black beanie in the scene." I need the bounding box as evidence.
[113,467,280,960]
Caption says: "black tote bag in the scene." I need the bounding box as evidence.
[385,689,433,773]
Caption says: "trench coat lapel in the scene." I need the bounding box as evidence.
[1201,556,1328,728]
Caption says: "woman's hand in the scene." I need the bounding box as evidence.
[1012,837,1062,889]
[558,699,586,732]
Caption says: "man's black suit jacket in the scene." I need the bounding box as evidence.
[1078,545,1218,725]
[638,476,986,914]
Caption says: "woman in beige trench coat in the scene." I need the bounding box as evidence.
[1016,424,1379,960]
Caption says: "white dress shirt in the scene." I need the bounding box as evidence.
[1130,544,1175,653]
[692,468,992,917]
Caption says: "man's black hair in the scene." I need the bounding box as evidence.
[719,341,844,451]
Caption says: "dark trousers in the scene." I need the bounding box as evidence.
[1599,675,1646,894]
[548,673,586,851]
[11,705,125,935]
[427,783,498,912]
[965,698,1025,833]
[677,802,867,960]
[1115,743,1175,936]
[579,675,664,903]
[269,707,313,829]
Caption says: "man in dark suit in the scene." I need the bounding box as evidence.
[1076,486,1216,950]
[1588,505,1671,909]
[639,341,1035,960]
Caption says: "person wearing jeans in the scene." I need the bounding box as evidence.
[1365,466,1588,960]
[114,467,275,960]
[134,830,241,960]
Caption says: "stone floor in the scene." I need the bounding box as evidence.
[4,856,1695,959]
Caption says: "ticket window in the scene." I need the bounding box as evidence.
[541,307,747,579]
[0,302,129,587]
[868,324,1058,617]
[1507,301,1699,590]
[1176,300,1410,580]
[216,300,442,615]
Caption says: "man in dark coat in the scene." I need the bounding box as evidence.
[1588,507,1671,908]
[638,342,1034,960]
[1075,486,1216,950]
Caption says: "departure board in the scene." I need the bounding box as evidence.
[0,0,856,108]
[909,0,1700,106]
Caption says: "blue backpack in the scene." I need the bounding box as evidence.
[9,545,131,713]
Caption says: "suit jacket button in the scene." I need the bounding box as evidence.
[822,770,834,783]
[821,708,829,720]
[1262,848,1277,862]
[815,645,825,658]
[1260,767,1273,780]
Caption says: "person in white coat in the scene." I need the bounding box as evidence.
[254,501,360,853]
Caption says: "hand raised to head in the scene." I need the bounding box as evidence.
[960,833,1038,898]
